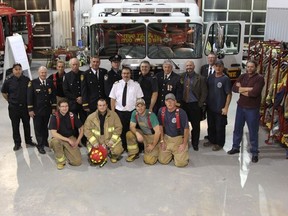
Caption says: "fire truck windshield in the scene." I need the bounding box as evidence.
[90,22,202,59]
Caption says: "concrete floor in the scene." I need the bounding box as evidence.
[0,61,287,216]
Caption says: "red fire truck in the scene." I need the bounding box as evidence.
[0,2,34,79]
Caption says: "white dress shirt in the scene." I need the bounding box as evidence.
[109,79,144,111]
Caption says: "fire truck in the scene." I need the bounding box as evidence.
[0,2,34,79]
[89,0,244,80]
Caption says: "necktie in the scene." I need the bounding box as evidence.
[42,80,46,86]
[96,70,99,80]
[164,75,168,80]
[122,82,127,107]
[184,76,190,102]
[209,67,213,76]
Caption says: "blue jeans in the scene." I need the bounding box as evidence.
[232,106,260,155]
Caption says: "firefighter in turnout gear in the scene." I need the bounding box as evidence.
[157,93,189,167]
[126,98,160,164]
[48,98,83,170]
[84,99,124,164]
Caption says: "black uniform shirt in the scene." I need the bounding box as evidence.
[48,72,65,97]
[1,75,30,106]
[138,72,158,107]
[48,112,82,137]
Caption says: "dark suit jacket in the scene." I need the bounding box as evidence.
[81,67,107,111]
[27,78,56,116]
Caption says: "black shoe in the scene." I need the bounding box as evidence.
[252,155,258,163]
[13,145,22,151]
[227,148,240,155]
[26,141,37,147]
[192,145,199,151]
[204,135,209,139]
[37,146,46,154]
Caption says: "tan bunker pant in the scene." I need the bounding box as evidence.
[49,136,82,166]
[158,135,189,167]
[126,130,159,165]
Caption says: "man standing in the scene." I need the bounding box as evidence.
[227,60,265,163]
[104,54,122,101]
[1,63,36,151]
[27,66,57,154]
[155,60,182,112]
[81,56,107,114]
[181,60,207,151]
[84,99,124,163]
[48,60,66,102]
[157,93,189,167]
[138,61,158,112]
[48,99,83,170]
[126,98,160,164]
[200,52,217,79]
[109,67,144,151]
[206,60,232,151]
[63,58,86,123]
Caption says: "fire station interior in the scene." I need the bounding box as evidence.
[1,0,288,216]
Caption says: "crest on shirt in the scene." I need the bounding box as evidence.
[104,74,108,81]
[217,82,222,88]
[172,117,176,123]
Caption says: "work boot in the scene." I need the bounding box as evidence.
[227,148,240,155]
[126,153,139,162]
[212,144,222,151]
[110,155,119,163]
[57,163,65,170]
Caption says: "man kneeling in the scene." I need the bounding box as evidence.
[126,98,160,164]
[84,99,124,164]
[48,98,83,170]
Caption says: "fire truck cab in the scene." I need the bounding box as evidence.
[89,0,244,80]
[0,2,34,79]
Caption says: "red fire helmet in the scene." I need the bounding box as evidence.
[89,145,108,164]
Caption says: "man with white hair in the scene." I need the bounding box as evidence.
[27,66,57,154]
[155,60,182,113]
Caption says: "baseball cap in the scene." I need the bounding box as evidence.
[109,54,122,62]
[135,98,146,106]
[12,63,22,68]
[165,93,176,101]
[215,60,224,66]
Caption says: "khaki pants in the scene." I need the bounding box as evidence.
[49,136,82,166]
[158,135,189,167]
[126,130,159,165]
[87,135,124,158]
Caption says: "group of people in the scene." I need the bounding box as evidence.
[1,52,264,170]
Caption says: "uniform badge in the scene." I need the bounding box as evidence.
[28,81,32,87]
[48,88,52,94]
[217,82,223,88]
[167,85,173,91]
[104,74,108,81]
[172,117,176,123]
[80,74,84,81]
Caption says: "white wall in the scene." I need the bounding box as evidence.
[267,0,288,8]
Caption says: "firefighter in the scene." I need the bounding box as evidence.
[81,56,107,114]
[84,98,124,163]
[48,98,83,170]
[1,63,37,151]
[104,54,122,103]
[155,60,182,113]
[157,93,189,167]
[47,60,66,102]
[27,66,57,154]
[63,58,87,145]
[138,60,158,112]
[126,98,160,164]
